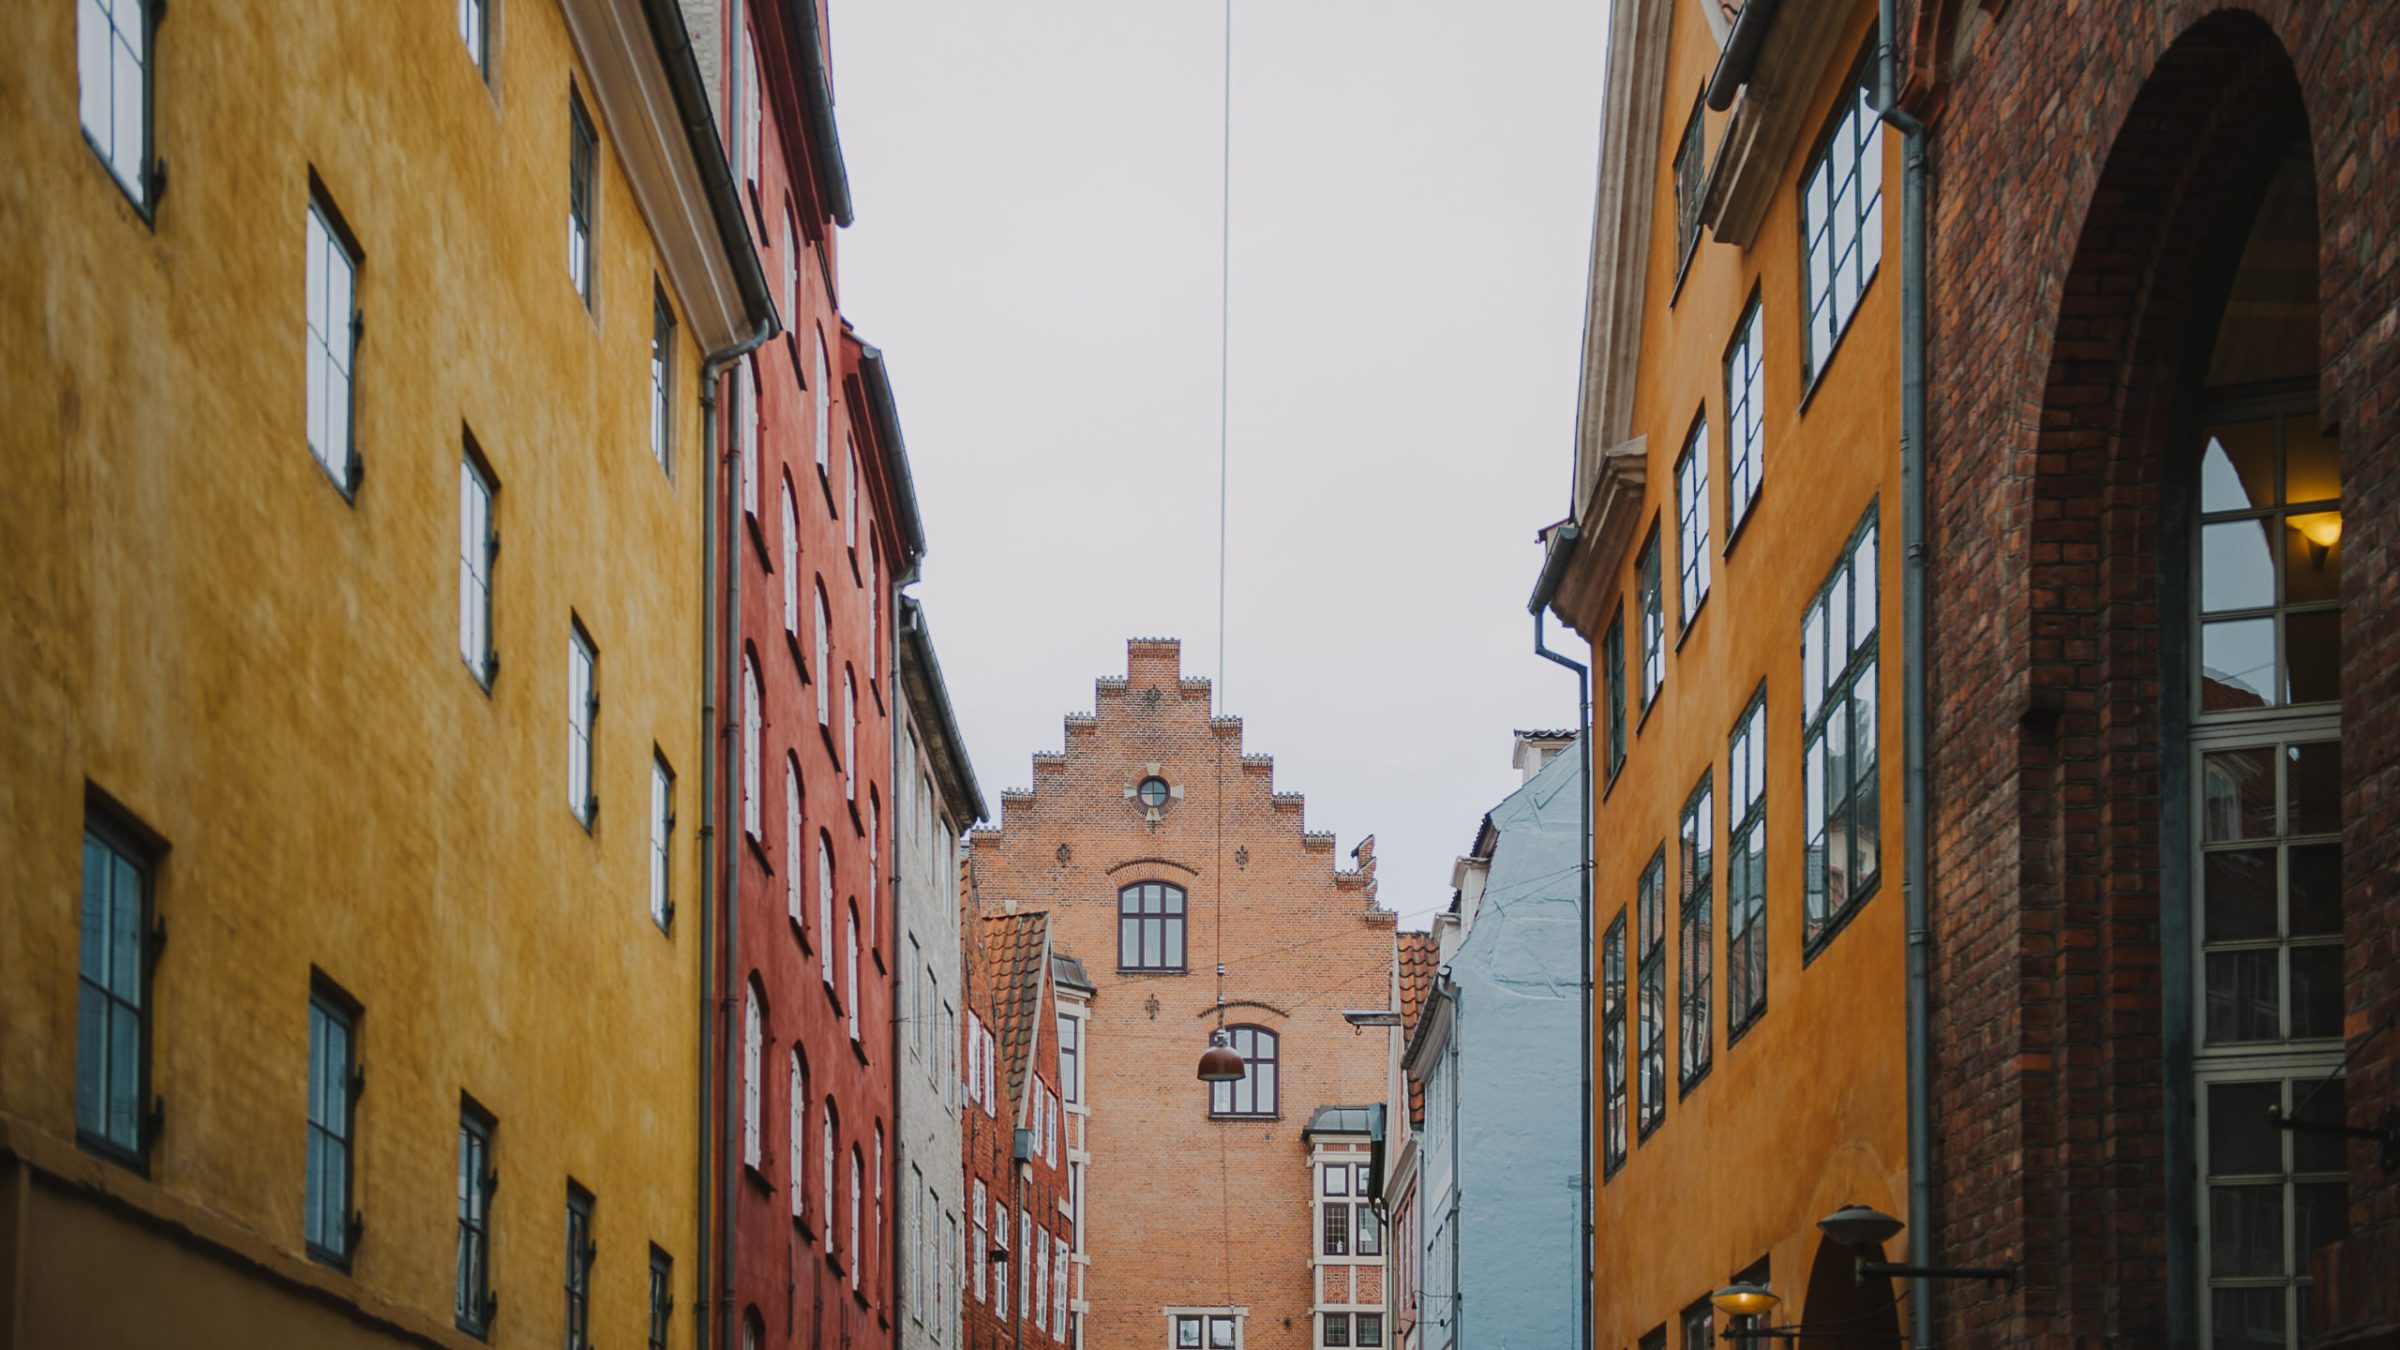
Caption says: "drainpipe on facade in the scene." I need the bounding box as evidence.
[889,561,916,1329]
[1449,982,1465,1350]
[1529,523,1592,1350]
[1873,7,1934,1349]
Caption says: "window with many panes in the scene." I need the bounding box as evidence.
[1726,691,1768,1037]
[305,984,359,1266]
[813,585,831,721]
[651,286,675,471]
[569,622,598,825]
[822,1101,837,1253]
[648,1246,673,1350]
[1118,882,1187,971]
[652,754,675,930]
[842,670,857,802]
[742,655,761,839]
[1725,298,1764,534]
[567,89,597,308]
[1603,614,1628,778]
[1325,1312,1353,1346]
[1175,1313,1240,1347]
[789,1050,808,1223]
[78,808,155,1166]
[2194,407,2341,712]
[1354,1313,1382,1346]
[305,193,361,494]
[459,444,497,685]
[1676,419,1711,628]
[738,29,759,191]
[1637,848,1666,1137]
[1677,774,1713,1088]
[785,758,804,926]
[782,484,800,636]
[1638,528,1664,710]
[1601,912,1626,1176]
[819,835,835,982]
[1801,511,1880,949]
[456,1102,497,1336]
[1671,93,1705,285]
[457,0,489,77]
[1058,1011,1082,1105]
[79,0,153,208]
[812,334,832,474]
[1210,1025,1277,1118]
[1682,1298,1714,1350]
[741,979,762,1169]
[565,1183,595,1350]
[739,357,760,518]
[1800,59,1884,383]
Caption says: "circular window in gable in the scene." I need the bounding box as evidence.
[1137,776,1171,809]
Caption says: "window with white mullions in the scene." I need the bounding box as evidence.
[1725,300,1764,533]
[1801,511,1880,950]
[782,485,800,636]
[304,987,358,1266]
[651,286,675,471]
[2193,408,2343,712]
[739,358,760,518]
[77,814,154,1165]
[565,1184,596,1350]
[1800,59,1884,383]
[1675,419,1711,628]
[305,196,361,494]
[652,754,675,930]
[460,448,496,684]
[1637,530,1664,710]
[1677,773,1713,1088]
[567,89,597,308]
[569,622,598,826]
[1636,850,1666,1137]
[784,758,803,925]
[1174,1313,1240,1348]
[2198,1074,2350,1348]
[457,0,489,77]
[455,1103,497,1336]
[78,0,153,207]
[1725,692,1768,1037]
[648,1247,673,1350]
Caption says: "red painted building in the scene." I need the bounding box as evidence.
[713,2,921,1345]
[959,909,1077,1350]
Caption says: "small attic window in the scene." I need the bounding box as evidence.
[1136,776,1170,809]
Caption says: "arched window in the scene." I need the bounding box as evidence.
[849,1145,863,1289]
[872,1122,885,1298]
[811,333,830,475]
[868,787,881,936]
[846,904,861,1041]
[818,834,836,984]
[784,757,803,925]
[741,655,761,839]
[821,1100,837,1255]
[788,1049,806,1222]
[742,979,764,1168]
[781,480,799,636]
[742,1308,762,1350]
[813,585,830,724]
[1117,882,1187,972]
[842,668,857,802]
[866,538,881,686]
[1208,1024,1278,1118]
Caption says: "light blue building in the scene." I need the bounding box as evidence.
[1401,732,1586,1350]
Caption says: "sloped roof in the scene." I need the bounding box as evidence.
[1398,930,1439,1128]
[1051,950,1094,994]
[982,911,1051,1111]
[1304,1104,1385,1139]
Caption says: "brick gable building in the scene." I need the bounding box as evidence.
[967,639,1398,1350]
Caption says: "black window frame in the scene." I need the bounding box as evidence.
[1355,1312,1383,1347]
[76,798,162,1172]
[1801,507,1882,957]
[1603,612,1628,779]
[648,1245,673,1350]
[304,978,363,1268]
[1637,847,1667,1140]
[651,283,676,473]
[1670,91,1706,297]
[568,87,599,310]
[1725,687,1769,1041]
[566,1182,596,1350]
[1675,414,1712,633]
[1115,881,1187,973]
[456,1099,499,1337]
[1207,1024,1279,1119]
[1638,526,1665,713]
[1325,1309,1353,1346]
[1641,1325,1668,1350]
[1322,1200,1350,1257]
[1677,773,1714,1092]
[1682,1298,1715,1350]
[1799,50,1885,389]
[1601,910,1627,1177]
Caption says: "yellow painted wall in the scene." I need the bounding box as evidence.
[1578,3,1909,1343]
[1,2,716,1345]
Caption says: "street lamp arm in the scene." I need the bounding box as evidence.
[1858,1257,2016,1290]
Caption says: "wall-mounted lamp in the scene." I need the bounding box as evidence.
[1817,1205,2016,1289]
[1708,1284,1903,1343]
[2291,511,2343,571]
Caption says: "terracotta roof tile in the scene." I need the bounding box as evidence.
[981,911,1051,1110]
[1397,931,1439,1128]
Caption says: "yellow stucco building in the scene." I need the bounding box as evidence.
[0,0,771,1345]
[1535,1,1910,1344]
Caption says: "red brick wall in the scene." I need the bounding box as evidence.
[967,640,1395,1350]
[1915,2,2400,1343]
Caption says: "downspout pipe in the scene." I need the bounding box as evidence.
[700,309,768,1345]
[1873,9,1934,1350]
[1528,522,1590,1350]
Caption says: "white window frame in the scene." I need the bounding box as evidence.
[785,759,804,924]
[569,623,597,825]
[844,443,859,551]
[742,656,762,839]
[305,197,360,494]
[789,1051,806,1221]
[741,982,762,1169]
[812,334,831,476]
[1676,417,1712,627]
[1725,299,1764,533]
[818,837,835,980]
[782,484,800,636]
[1800,64,1885,384]
[651,754,674,930]
[650,286,675,472]
[846,908,860,1041]
[459,449,497,684]
[843,670,858,802]
[739,357,759,517]
[79,0,152,207]
[814,588,832,724]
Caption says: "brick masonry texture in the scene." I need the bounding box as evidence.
[1912,1,2400,1343]
[968,640,1396,1350]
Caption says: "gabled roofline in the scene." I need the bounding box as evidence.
[785,0,854,227]
[899,596,988,823]
[857,344,926,563]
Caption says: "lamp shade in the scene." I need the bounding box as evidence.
[1817,1204,1906,1250]
[1710,1284,1780,1320]
[1196,1028,1245,1082]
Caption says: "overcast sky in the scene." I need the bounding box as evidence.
[832,0,1610,927]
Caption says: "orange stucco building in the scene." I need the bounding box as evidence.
[1537,2,1907,1343]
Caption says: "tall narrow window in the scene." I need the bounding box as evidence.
[1601,911,1626,1175]
[842,670,858,802]
[1207,1025,1278,1118]
[741,979,763,1169]
[1603,613,1628,777]
[1726,692,1768,1036]
[651,754,675,930]
[1637,849,1666,1137]
[1034,1226,1050,1331]
[1725,299,1765,532]
[812,334,832,475]
[993,1200,1009,1322]
[1676,419,1712,627]
[305,195,361,494]
[846,907,861,1040]
[818,836,835,983]
[972,1180,988,1303]
[867,542,881,688]
[565,1183,595,1350]
[456,1102,497,1336]
[1682,1299,1714,1350]
[1801,60,1884,383]
[569,623,598,825]
[874,1124,886,1296]
[813,587,831,723]
[78,0,153,207]
[1671,94,1705,281]
[738,29,759,191]
[1801,511,1880,949]
[1677,774,1714,1088]
[789,1050,808,1222]
[849,1148,863,1289]
[739,358,759,518]
[780,206,798,322]
[1116,881,1187,971]
[648,1246,673,1350]
[821,1101,837,1254]
[1322,1200,1350,1256]
[567,90,597,308]
[305,985,359,1266]
[785,758,804,925]
[1057,1012,1082,1106]
[845,445,860,551]
[741,655,761,839]
[782,485,800,636]
[78,811,155,1164]
[651,286,675,471]
[459,446,497,684]
[458,0,489,78]
[1053,1233,1069,1336]
[1638,529,1664,710]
